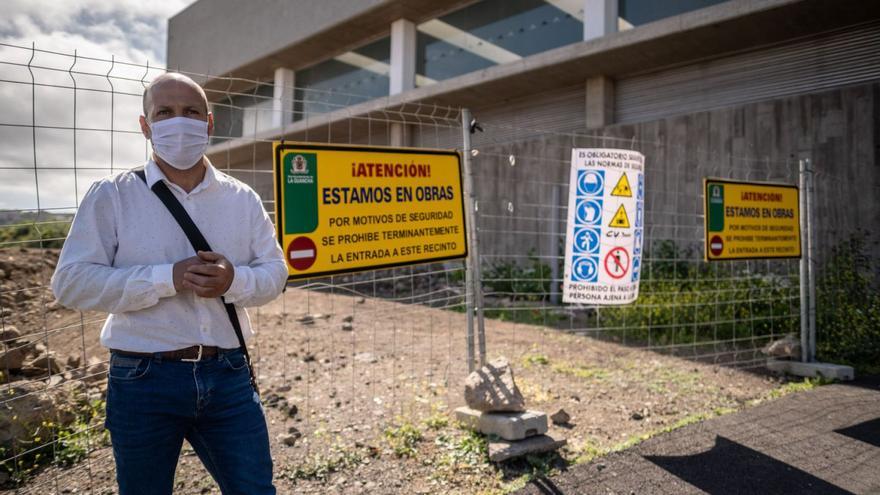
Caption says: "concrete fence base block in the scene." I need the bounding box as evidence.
[455,406,548,441]
[767,359,855,381]
[488,434,567,462]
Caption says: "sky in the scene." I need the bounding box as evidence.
[0,0,196,212]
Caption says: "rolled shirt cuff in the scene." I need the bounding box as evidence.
[151,263,177,298]
[224,265,250,301]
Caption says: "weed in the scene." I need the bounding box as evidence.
[521,353,550,367]
[551,362,609,381]
[383,421,423,457]
[1,399,109,486]
[423,412,449,430]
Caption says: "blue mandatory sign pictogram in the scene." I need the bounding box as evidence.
[635,202,644,228]
[633,229,643,256]
[575,198,603,225]
[573,227,601,254]
[577,169,605,196]
[631,256,641,282]
[571,256,599,282]
[636,173,644,200]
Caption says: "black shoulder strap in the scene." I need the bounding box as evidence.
[134,167,259,395]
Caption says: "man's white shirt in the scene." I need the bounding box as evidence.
[51,159,288,352]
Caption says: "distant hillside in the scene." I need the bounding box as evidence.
[0,211,73,249]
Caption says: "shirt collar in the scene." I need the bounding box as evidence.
[144,157,217,195]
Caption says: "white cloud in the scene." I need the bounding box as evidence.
[0,0,195,212]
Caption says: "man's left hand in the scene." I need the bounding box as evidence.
[183,251,235,298]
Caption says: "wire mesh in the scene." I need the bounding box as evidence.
[0,39,875,493]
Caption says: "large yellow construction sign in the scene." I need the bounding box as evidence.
[704,178,801,260]
[273,142,467,280]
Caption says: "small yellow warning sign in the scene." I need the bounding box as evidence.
[611,173,632,197]
[609,204,630,228]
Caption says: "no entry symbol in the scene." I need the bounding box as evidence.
[710,235,724,257]
[604,247,630,279]
[287,236,317,271]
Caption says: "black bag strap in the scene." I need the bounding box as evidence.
[134,167,259,395]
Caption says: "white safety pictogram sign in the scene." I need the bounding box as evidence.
[563,148,645,305]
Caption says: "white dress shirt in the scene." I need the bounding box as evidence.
[51,159,288,352]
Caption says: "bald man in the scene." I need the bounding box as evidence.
[51,73,286,494]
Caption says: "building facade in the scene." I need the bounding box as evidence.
[168,0,880,257]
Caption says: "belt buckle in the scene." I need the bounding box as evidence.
[181,345,204,362]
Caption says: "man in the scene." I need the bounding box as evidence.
[51,73,287,494]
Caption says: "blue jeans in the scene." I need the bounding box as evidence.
[105,348,275,494]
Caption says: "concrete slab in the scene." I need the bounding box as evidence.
[455,406,548,441]
[488,434,567,462]
[766,360,854,381]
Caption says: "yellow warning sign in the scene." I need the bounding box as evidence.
[611,173,632,197]
[273,142,468,280]
[609,204,630,228]
[704,178,800,261]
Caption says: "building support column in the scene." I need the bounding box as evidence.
[272,67,295,130]
[390,18,416,146]
[586,75,614,129]
[583,0,618,41]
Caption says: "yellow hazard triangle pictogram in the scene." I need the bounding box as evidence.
[611,174,632,197]
[609,204,631,228]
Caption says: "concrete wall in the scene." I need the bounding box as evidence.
[468,83,879,264]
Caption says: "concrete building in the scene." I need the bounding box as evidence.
[168,0,880,257]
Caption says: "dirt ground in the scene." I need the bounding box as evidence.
[1,249,791,494]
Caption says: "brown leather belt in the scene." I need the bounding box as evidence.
[110,345,239,362]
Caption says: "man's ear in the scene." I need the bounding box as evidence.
[139,115,151,140]
[207,112,214,137]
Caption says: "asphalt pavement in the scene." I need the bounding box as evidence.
[516,375,880,495]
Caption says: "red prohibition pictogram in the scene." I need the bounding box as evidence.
[709,235,724,257]
[604,247,630,279]
[287,236,317,271]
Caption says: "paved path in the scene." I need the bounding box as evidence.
[517,376,880,495]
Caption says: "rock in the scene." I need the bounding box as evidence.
[455,406,548,441]
[631,411,644,421]
[275,384,292,393]
[296,314,314,325]
[0,325,22,344]
[288,425,301,435]
[463,357,526,412]
[287,404,298,418]
[302,354,316,363]
[342,315,354,323]
[762,334,801,359]
[488,434,567,462]
[550,408,571,425]
[354,352,377,364]
[277,433,299,447]
[0,348,25,370]
[66,354,82,370]
[341,322,354,331]
[356,298,365,304]
[0,381,67,447]
[83,356,108,383]
[25,353,62,374]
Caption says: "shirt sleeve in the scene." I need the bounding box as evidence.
[51,180,178,313]
[223,192,287,307]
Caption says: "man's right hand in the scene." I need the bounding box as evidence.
[172,256,204,292]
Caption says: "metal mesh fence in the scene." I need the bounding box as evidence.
[0,40,875,493]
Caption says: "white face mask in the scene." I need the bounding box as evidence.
[148,116,209,170]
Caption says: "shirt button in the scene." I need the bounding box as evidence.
[200,325,208,333]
